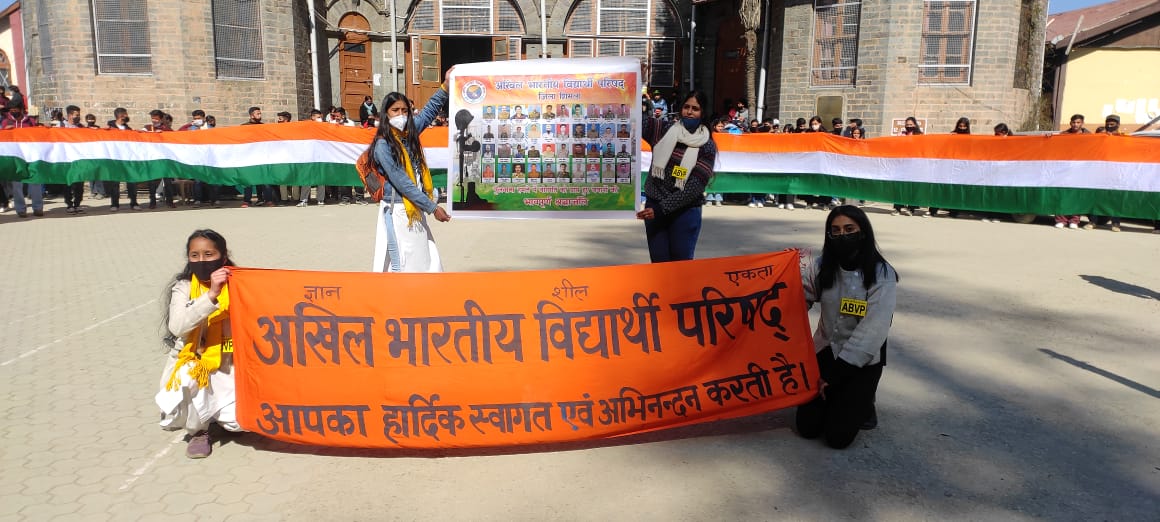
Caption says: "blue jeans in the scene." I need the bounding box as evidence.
[644,201,702,263]
[10,182,44,213]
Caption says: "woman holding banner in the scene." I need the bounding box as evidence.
[797,206,899,449]
[157,229,242,459]
[371,69,454,272]
[636,91,718,262]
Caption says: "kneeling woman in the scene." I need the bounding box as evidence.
[797,206,899,449]
[636,91,718,262]
[157,229,241,459]
[371,70,453,272]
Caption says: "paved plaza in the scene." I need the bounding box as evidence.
[1,197,1158,521]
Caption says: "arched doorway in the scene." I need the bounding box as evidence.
[338,13,373,117]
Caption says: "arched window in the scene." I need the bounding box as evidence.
[0,50,10,88]
[564,0,682,87]
[212,0,265,80]
[407,0,526,35]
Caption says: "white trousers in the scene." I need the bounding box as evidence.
[373,201,443,273]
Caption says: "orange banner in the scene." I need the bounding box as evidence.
[230,251,818,449]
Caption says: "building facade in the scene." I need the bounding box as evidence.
[1046,0,1160,131]
[318,0,688,110]
[1,1,26,93]
[20,0,1044,136]
[21,0,313,126]
[758,0,1047,137]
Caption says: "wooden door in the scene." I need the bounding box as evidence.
[339,14,373,114]
[408,35,442,109]
[715,14,747,115]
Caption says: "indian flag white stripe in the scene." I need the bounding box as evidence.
[714,152,1160,192]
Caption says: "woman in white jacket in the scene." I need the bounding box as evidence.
[156,229,241,459]
[797,206,899,449]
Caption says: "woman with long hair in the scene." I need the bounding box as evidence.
[797,206,899,449]
[156,229,241,458]
[636,90,718,262]
[370,69,454,272]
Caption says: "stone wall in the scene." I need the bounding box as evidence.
[23,0,312,126]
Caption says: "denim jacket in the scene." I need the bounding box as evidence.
[372,88,448,213]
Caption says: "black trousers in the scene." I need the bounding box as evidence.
[796,347,883,449]
[65,181,84,208]
[148,179,174,205]
[104,182,139,208]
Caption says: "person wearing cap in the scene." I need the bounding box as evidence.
[1088,115,1126,231]
[651,90,668,116]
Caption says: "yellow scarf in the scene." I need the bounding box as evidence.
[392,129,433,227]
[165,275,230,391]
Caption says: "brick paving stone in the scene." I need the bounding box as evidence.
[3,202,1159,520]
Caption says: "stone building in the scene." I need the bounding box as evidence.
[1,1,26,92]
[19,0,1044,135]
[696,0,1049,137]
[21,0,313,126]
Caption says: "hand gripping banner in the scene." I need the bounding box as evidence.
[229,251,818,449]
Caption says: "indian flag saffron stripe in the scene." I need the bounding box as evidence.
[1,125,1158,218]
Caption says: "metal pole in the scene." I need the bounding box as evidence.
[688,4,696,91]
[390,0,400,90]
[755,0,770,121]
[306,0,322,110]
[540,0,548,58]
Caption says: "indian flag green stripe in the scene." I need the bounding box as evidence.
[702,172,1160,220]
[0,157,450,188]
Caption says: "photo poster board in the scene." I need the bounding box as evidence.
[447,58,641,219]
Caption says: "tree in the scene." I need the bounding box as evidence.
[738,0,763,112]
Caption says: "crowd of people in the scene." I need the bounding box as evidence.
[640,90,1153,233]
[0,90,458,217]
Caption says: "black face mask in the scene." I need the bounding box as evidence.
[828,232,863,262]
[189,259,226,284]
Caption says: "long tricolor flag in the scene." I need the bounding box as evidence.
[1,124,1158,219]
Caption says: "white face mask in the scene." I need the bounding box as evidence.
[192,119,204,126]
[389,115,408,131]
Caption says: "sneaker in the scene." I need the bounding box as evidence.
[75,207,86,213]
[33,210,44,217]
[1111,225,1121,232]
[785,204,794,211]
[130,204,142,211]
[211,201,221,207]
[241,203,250,208]
[192,201,202,208]
[66,207,76,214]
[263,201,275,207]
[186,430,212,459]
[17,212,27,218]
[318,200,326,206]
[0,206,8,213]
[900,208,912,216]
[891,210,900,216]
[296,201,308,207]
[110,206,120,212]
[1055,222,1065,229]
[747,202,757,208]
[1083,223,1094,230]
[340,197,351,206]
[756,201,764,208]
[1068,223,1078,229]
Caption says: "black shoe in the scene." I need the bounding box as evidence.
[860,406,878,430]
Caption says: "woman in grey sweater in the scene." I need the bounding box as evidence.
[797,205,899,449]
